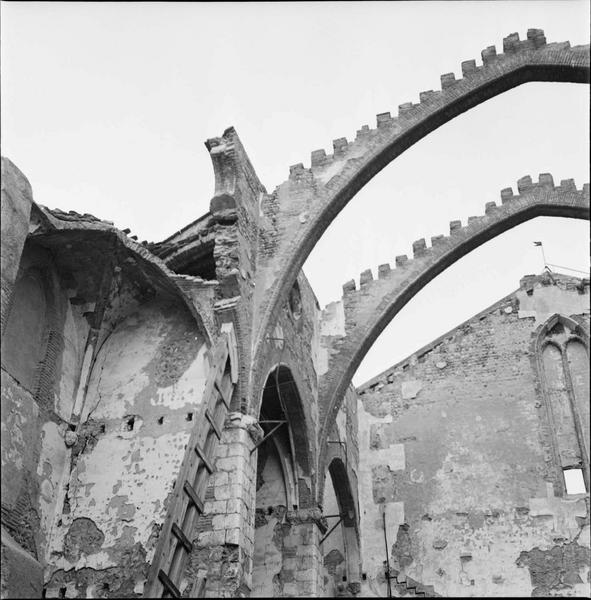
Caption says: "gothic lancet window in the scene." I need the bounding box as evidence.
[536,314,590,495]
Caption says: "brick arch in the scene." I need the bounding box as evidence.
[316,176,589,473]
[251,30,590,396]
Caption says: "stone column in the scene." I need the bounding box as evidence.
[184,412,261,598]
[1,158,33,337]
[281,507,326,597]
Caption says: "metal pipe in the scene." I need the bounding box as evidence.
[382,510,392,598]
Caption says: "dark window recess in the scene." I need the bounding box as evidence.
[173,242,217,280]
[288,280,302,319]
[62,485,71,514]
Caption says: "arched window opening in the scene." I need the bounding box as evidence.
[288,280,302,320]
[252,366,304,597]
[566,339,590,460]
[321,458,360,596]
[537,314,590,495]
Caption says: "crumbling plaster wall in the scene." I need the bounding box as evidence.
[1,239,92,588]
[252,438,289,597]
[355,278,589,597]
[206,127,267,407]
[43,291,210,598]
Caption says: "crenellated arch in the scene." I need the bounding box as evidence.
[316,175,589,473]
[251,29,590,401]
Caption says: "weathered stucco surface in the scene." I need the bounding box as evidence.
[355,278,590,597]
[44,298,209,597]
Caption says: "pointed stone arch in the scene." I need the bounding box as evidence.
[258,364,314,505]
[317,179,589,471]
[251,31,590,393]
[320,457,361,595]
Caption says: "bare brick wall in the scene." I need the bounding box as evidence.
[355,277,590,597]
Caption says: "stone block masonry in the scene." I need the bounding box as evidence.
[182,412,259,598]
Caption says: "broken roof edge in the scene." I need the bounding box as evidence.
[355,271,589,392]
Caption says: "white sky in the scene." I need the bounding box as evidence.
[2,1,589,385]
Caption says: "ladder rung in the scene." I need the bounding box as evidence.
[205,409,222,440]
[183,481,204,514]
[171,522,193,553]
[194,445,214,474]
[158,569,181,598]
[214,379,230,409]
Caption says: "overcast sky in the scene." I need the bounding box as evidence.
[2,1,589,385]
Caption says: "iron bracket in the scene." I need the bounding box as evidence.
[250,420,287,453]
[319,514,346,545]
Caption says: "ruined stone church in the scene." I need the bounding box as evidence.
[1,28,589,598]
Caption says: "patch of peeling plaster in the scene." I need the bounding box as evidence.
[516,285,589,323]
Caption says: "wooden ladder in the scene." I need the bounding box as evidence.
[144,334,236,598]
